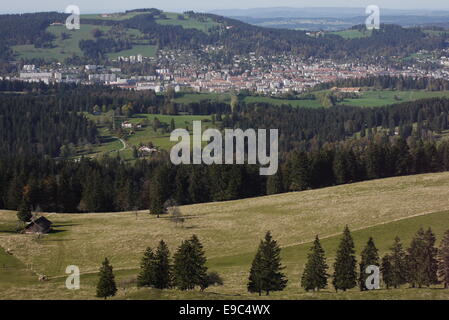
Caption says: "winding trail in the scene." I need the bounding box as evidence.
[112,136,127,152]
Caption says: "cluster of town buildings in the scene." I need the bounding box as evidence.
[4,47,449,94]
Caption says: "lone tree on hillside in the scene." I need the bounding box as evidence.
[165,199,184,227]
[17,200,32,223]
[301,235,328,291]
[358,237,379,291]
[149,180,165,218]
[96,258,117,299]
[247,231,288,296]
[332,225,357,292]
[173,235,208,290]
[438,229,449,288]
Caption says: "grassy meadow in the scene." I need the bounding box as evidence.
[174,90,449,109]
[2,172,449,299]
[79,112,218,160]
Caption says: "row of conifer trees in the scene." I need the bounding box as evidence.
[96,227,449,298]
[246,226,449,296]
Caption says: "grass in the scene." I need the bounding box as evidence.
[81,113,217,159]
[174,91,449,109]
[2,172,449,299]
[81,12,219,33]
[330,29,373,39]
[338,90,449,107]
[13,24,110,61]
[13,24,152,61]
[155,13,219,33]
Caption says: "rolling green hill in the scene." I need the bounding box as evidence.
[11,11,220,62]
[2,172,449,299]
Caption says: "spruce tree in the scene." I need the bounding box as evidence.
[153,240,172,289]
[358,237,379,291]
[266,171,283,195]
[332,225,357,291]
[149,180,165,218]
[406,228,438,288]
[381,254,394,289]
[301,235,328,291]
[96,257,117,299]
[247,231,287,296]
[423,228,439,286]
[17,199,32,223]
[189,235,208,286]
[173,235,208,290]
[137,247,156,288]
[389,236,407,288]
[247,247,264,296]
[438,229,449,288]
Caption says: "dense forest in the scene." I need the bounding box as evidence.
[2,81,449,213]
[2,135,449,213]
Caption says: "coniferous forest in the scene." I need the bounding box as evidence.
[3,80,449,213]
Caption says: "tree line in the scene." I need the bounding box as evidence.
[96,227,449,298]
[5,135,449,214]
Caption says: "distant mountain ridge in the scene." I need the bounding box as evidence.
[209,7,449,19]
[209,7,449,31]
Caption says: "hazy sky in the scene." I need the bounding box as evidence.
[2,0,449,14]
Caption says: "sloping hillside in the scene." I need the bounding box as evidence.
[2,172,449,299]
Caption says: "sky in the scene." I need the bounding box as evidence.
[2,0,449,14]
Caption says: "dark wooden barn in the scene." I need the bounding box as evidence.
[24,216,53,234]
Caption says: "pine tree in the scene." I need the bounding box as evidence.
[358,237,379,291]
[332,225,357,291]
[188,235,208,287]
[381,254,394,289]
[266,171,283,195]
[173,235,208,290]
[438,229,449,288]
[406,228,438,288]
[389,236,407,288]
[149,180,165,218]
[423,228,439,286]
[247,231,287,296]
[247,247,264,296]
[17,199,32,223]
[406,228,427,288]
[153,240,172,289]
[96,257,117,299]
[301,235,328,291]
[137,247,156,288]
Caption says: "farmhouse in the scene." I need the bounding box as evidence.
[24,216,53,234]
[121,121,133,129]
